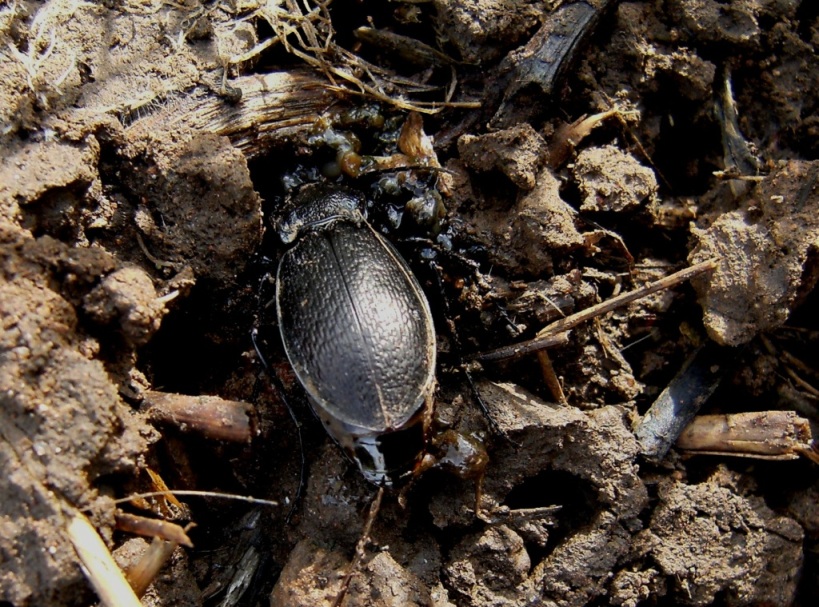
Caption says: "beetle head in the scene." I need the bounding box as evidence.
[275,182,367,245]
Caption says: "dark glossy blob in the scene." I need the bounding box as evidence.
[275,184,436,485]
[278,223,434,430]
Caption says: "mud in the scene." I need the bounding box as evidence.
[1,1,818,607]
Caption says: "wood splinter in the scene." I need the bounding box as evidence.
[142,391,254,443]
[66,510,143,607]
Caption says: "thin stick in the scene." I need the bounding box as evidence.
[474,260,717,363]
[783,365,819,398]
[108,490,279,508]
[536,259,718,339]
[66,510,144,607]
[125,536,179,598]
[333,487,385,607]
[470,331,570,362]
[779,349,819,383]
[482,505,562,524]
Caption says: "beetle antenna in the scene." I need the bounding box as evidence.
[251,325,306,525]
[252,269,308,523]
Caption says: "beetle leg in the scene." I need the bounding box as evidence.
[461,362,509,440]
[396,242,516,442]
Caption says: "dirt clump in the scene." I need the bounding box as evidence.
[119,132,262,291]
[0,235,152,606]
[691,160,819,346]
[452,164,585,277]
[572,144,658,213]
[83,267,167,347]
[1,1,818,606]
[638,470,804,606]
[433,0,543,64]
[457,124,548,190]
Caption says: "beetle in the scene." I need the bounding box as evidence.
[274,182,437,487]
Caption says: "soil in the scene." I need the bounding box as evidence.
[1,1,818,607]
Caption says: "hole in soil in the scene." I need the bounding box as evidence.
[503,470,598,560]
[749,458,818,508]
[796,2,819,43]
[18,188,83,242]
[141,286,248,394]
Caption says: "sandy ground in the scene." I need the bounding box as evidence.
[1,1,818,606]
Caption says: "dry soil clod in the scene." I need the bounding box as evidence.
[2,1,818,605]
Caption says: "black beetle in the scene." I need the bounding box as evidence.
[274,183,437,487]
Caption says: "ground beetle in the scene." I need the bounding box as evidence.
[274,182,437,487]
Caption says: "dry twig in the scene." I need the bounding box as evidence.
[114,511,194,547]
[676,411,817,463]
[142,390,254,442]
[250,0,477,113]
[125,70,336,158]
[536,259,718,340]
